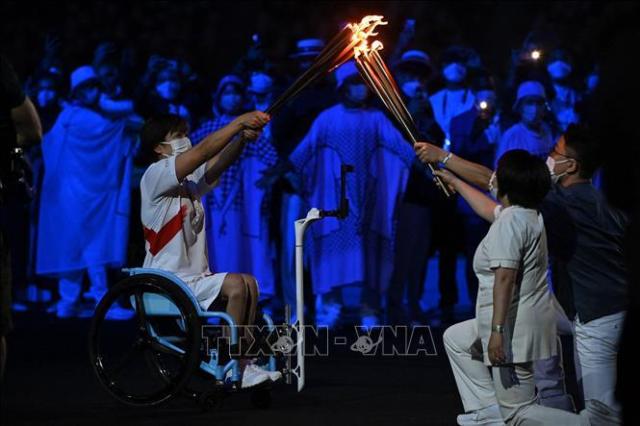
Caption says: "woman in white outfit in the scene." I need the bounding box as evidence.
[138,112,280,388]
[428,149,586,425]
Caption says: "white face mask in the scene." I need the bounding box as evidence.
[161,137,192,157]
[401,80,423,99]
[37,89,57,107]
[443,63,467,83]
[156,80,180,101]
[586,74,599,92]
[347,84,369,103]
[546,156,570,184]
[547,60,572,81]
[488,172,499,199]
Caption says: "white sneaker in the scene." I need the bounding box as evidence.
[256,364,282,382]
[241,364,272,389]
[239,359,282,382]
[457,404,505,426]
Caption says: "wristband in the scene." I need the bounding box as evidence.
[441,152,453,166]
[491,324,504,334]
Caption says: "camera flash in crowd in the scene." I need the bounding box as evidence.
[479,100,488,110]
[530,49,541,60]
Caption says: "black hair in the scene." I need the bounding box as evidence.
[137,114,189,166]
[496,149,551,209]
[563,123,600,178]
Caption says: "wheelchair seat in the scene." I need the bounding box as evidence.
[124,268,203,316]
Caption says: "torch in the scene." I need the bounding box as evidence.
[266,16,387,115]
[353,40,451,197]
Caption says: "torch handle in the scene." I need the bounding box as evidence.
[405,133,451,197]
[267,32,356,116]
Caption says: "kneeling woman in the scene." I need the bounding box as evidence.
[433,151,585,425]
[138,112,279,388]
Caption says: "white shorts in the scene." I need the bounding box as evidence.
[183,272,227,311]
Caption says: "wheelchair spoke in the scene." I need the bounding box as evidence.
[133,290,148,329]
[149,337,186,358]
[108,344,140,379]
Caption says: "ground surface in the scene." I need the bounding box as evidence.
[2,312,467,426]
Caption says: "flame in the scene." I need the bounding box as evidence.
[348,15,387,43]
[353,38,384,60]
[353,40,368,59]
[371,40,384,52]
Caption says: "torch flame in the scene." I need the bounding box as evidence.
[353,37,384,59]
[371,40,384,52]
[353,40,367,59]
[348,15,388,43]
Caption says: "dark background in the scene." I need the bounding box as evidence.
[0,1,631,90]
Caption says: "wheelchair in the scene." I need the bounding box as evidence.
[89,164,354,408]
[88,267,293,410]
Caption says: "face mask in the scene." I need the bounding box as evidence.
[546,156,570,184]
[347,84,368,103]
[161,137,192,157]
[37,89,56,107]
[156,80,179,101]
[219,94,243,114]
[251,93,271,111]
[488,172,499,199]
[587,74,599,92]
[547,60,572,80]
[78,86,101,107]
[521,103,542,125]
[401,80,422,99]
[443,63,466,83]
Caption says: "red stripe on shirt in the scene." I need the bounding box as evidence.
[143,205,186,256]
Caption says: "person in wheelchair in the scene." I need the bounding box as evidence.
[138,111,280,388]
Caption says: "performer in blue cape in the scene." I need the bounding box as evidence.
[289,61,415,327]
[191,75,278,300]
[37,66,133,318]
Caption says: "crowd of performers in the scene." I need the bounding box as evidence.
[0,20,628,424]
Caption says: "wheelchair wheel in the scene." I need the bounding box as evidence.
[88,274,201,406]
